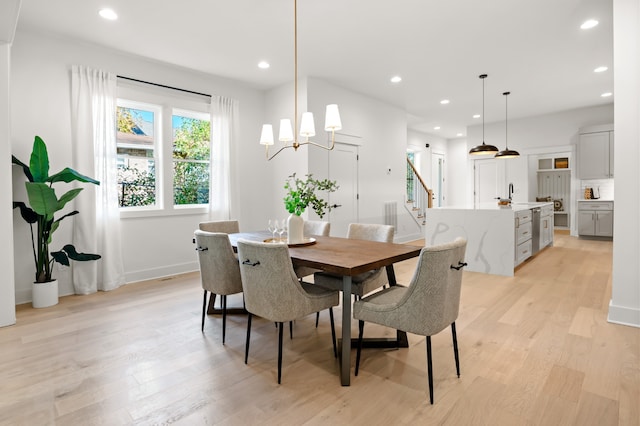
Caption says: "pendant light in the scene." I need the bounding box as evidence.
[469,74,499,155]
[494,91,520,159]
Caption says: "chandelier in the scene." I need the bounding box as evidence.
[259,0,342,161]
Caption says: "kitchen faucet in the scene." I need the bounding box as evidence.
[508,183,514,200]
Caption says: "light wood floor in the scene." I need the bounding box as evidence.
[1,232,638,425]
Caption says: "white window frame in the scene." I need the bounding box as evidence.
[171,108,211,210]
[117,83,211,219]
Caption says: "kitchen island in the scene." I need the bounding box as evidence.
[424,202,554,276]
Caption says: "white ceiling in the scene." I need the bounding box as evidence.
[15,0,613,139]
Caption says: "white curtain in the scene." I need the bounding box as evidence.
[209,95,238,220]
[70,65,125,293]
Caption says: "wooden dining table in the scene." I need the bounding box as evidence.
[228,231,422,386]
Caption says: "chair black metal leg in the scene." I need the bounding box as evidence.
[289,321,293,339]
[315,311,320,328]
[451,322,460,378]
[426,336,434,404]
[201,290,208,332]
[329,308,337,358]
[278,322,284,384]
[244,313,252,364]
[222,295,227,344]
[355,320,365,376]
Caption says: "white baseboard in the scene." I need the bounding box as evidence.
[125,261,199,284]
[394,232,424,244]
[607,299,640,328]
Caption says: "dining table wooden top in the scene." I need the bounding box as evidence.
[228,231,423,276]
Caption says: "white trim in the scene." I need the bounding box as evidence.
[608,299,640,328]
[124,261,199,284]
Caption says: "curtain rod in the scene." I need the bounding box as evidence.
[116,75,212,98]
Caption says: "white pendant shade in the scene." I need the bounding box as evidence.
[260,124,274,145]
[299,112,316,137]
[324,104,342,131]
[279,119,294,142]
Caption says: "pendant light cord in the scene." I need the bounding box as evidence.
[504,91,510,149]
[294,0,298,143]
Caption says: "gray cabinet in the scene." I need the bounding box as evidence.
[578,131,614,179]
[578,201,614,237]
[515,209,532,266]
[540,205,554,248]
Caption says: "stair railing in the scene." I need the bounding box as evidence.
[406,156,433,226]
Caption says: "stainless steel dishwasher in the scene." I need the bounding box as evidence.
[531,207,541,255]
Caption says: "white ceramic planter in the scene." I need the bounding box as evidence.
[287,214,304,244]
[32,279,59,308]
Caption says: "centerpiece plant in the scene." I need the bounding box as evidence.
[13,136,102,284]
[283,173,338,244]
[283,173,339,218]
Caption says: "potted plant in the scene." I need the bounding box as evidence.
[12,136,102,308]
[283,173,338,243]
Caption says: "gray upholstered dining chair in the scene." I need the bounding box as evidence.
[237,239,339,384]
[294,220,331,281]
[198,220,240,234]
[314,223,395,297]
[353,238,467,404]
[194,229,244,344]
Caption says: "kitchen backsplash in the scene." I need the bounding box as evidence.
[580,179,614,200]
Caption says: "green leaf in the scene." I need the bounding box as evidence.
[61,244,102,261]
[57,188,83,211]
[11,155,34,182]
[13,201,38,224]
[25,182,58,219]
[29,136,50,183]
[51,250,70,266]
[48,167,100,185]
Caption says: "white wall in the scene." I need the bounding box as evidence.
[305,78,419,241]
[461,104,613,229]
[10,29,267,303]
[610,0,640,327]
[1,42,16,326]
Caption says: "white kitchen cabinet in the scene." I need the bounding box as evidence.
[578,131,614,179]
[515,209,533,266]
[577,201,614,237]
[540,205,554,248]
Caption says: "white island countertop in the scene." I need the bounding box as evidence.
[436,201,553,212]
[425,202,553,277]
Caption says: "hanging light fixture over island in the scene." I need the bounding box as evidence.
[469,74,499,156]
[259,0,342,161]
[494,91,520,159]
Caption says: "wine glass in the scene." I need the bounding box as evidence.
[268,219,277,242]
[278,219,287,241]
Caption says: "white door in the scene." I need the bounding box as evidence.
[474,159,498,206]
[328,143,359,237]
[431,153,445,207]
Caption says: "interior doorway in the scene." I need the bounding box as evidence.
[474,158,499,206]
[328,142,359,237]
[431,152,445,207]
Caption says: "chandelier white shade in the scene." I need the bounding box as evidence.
[259,0,342,160]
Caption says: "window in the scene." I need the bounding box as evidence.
[172,109,210,206]
[117,101,159,208]
[116,86,211,214]
[406,151,415,202]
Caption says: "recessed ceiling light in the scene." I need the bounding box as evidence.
[456,133,463,137]
[99,8,118,20]
[473,114,481,119]
[433,126,441,130]
[594,66,608,73]
[580,19,598,29]
[258,61,270,69]
[390,76,402,84]
[440,99,450,105]
[601,92,612,97]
